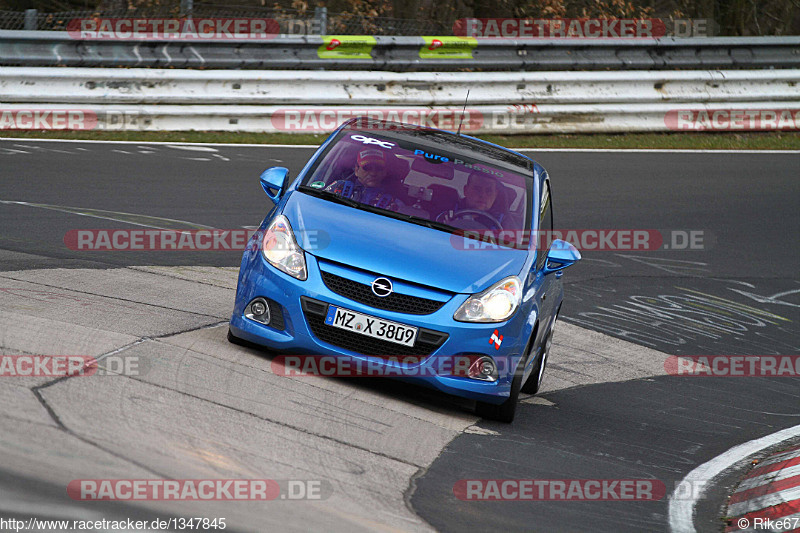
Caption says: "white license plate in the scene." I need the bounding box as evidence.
[324,305,418,347]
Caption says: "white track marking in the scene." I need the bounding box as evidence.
[0,200,215,230]
[735,464,800,491]
[728,486,800,517]
[165,144,219,152]
[668,424,800,533]
[756,448,800,467]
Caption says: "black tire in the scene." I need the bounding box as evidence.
[474,335,535,423]
[522,313,558,395]
[475,366,522,423]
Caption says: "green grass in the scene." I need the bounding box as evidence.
[2,129,799,150]
[482,132,800,150]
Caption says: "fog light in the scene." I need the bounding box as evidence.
[245,298,271,324]
[251,301,267,316]
[467,356,498,382]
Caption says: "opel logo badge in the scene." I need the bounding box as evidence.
[371,277,393,297]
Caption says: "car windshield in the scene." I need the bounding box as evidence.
[299,129,532,248]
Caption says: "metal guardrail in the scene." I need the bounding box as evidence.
[1,31,799,71]
[1,67,798,133]
[3,68,798,105]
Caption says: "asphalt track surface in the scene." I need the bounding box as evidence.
[0,139,798,532]
[2,140,797,355]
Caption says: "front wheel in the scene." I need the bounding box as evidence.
[475,366,522,423]
[521,313,558,395]
[474,334,537,423]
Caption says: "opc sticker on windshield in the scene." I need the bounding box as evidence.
[420,36,477,59]
[350,134,395,148]
[318,35,377,59]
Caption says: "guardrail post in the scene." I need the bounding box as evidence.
[313,7,327,35]
[23,9,37,31]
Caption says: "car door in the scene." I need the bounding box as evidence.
[535,177,557,336]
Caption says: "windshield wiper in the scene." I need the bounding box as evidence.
[299,186,362,209]
[395,213,524,249]
[391,212,455,233]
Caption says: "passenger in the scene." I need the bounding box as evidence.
[325,149,404,211]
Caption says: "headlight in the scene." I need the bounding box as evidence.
[454,276,521,323]
[262,215,307,281]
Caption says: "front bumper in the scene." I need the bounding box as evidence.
[230,248,534,404]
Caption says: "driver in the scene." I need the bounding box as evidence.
[438,171,506,229]
[325,149,404,211]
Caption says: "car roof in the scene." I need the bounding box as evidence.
[340,117,534,176]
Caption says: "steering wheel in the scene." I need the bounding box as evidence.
[443,209,503,230]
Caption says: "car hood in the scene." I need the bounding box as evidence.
[283,191,528,294]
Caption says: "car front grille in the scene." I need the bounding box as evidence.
[301,297,448,357]
[319,271,448,315]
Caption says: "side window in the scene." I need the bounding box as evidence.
[536,180,553,271]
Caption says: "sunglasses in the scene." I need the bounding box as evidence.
[359,163,386,173]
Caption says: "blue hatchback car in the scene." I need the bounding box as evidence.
[229,118,580,422]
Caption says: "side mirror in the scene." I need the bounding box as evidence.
[543,239,581,275]
[260,167,289,203]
